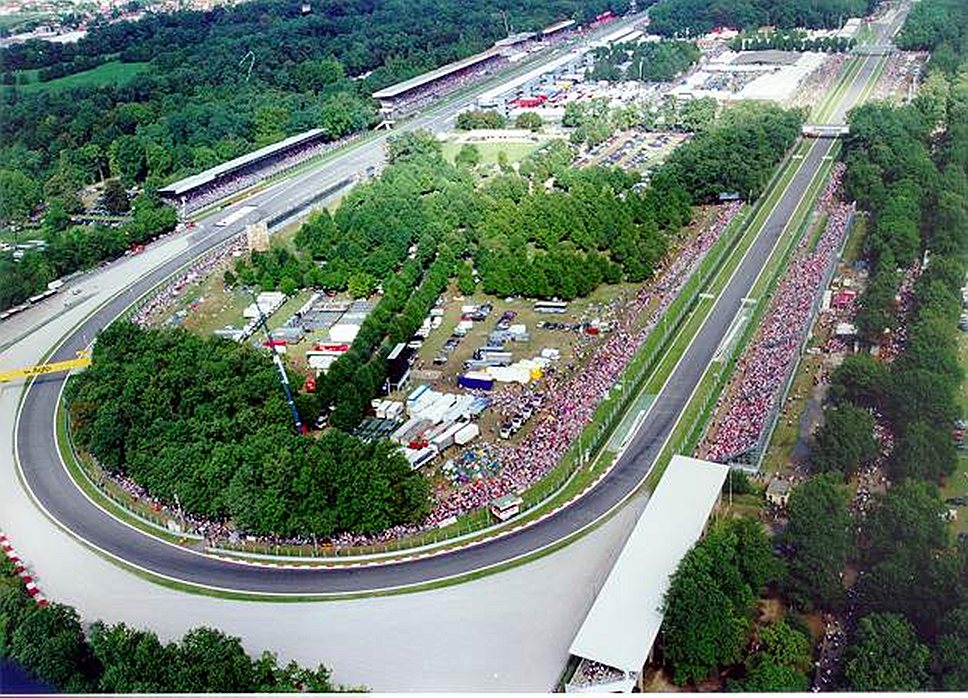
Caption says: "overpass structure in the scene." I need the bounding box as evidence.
[853,43,893,55]
[8,4,909,598]
[802,124,851,138]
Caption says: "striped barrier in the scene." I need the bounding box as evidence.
[0,532,48,607]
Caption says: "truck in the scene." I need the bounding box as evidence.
[458,373,495,391]
[454,422,480,446]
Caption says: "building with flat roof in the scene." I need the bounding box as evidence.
[565,455,729,693]
[158,128,325,202]
[542,19,576,36]
[372,48,504,102]
[765,477,791,508]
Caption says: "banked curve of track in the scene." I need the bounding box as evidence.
[14,133,843,595]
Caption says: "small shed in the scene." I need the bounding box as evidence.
[766,478,791,508]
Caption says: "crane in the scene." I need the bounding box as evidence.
[0,351,92,384]
[244,288,307,434]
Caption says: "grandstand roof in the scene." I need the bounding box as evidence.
[568,455,728,674]
[158,128,325,197]
[494,31,535,47]
[542,19,575,35]
[371,47,503,100]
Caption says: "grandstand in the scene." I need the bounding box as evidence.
[372,47,506,116]
[542,19,575,37]
[158,128,327,210]
[371,21,577,118]
[563,455,729,693]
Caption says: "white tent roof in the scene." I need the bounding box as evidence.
[568,455,729,673]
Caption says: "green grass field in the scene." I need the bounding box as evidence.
[0,12,52,31]
[9,61,150,95]
[441,140,542,165]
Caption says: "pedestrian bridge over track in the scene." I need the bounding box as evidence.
[802,124,850,138]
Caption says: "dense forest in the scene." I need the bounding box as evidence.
[65,321,431,537]
[648,0,877,37]
[0,0,613,194]
[661,102,805,202]
[0,558,339,692]
[660,5,968,688]
[588,39,700,82]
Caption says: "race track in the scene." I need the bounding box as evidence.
[12,10,904,594]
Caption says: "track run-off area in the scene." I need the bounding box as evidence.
[8,26,899,597]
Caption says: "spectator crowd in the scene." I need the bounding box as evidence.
[701,164,855,463]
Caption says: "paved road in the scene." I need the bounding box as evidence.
[12,7,900,594]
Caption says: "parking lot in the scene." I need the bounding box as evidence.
[579,129,688,174]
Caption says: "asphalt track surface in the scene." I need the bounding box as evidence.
[14,26,895,595]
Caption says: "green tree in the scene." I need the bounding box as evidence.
[387,130,442,163]
[10,603,96,693]
[279,276,298,296]
[108,135,147,187]
[783,475,852,610]
[42,198,71,232]
[811,404,877,477]
[514,111,543,131]
[844,614,929,691]
[454,143,481,168]
[934,605,968,690]
[0,169,41,224]
[102,179,131,214]
[662,542,749,685]
[889,419,958,481]
[455,109,506,130]
[827,353,888,408]
[88,622,179,692]
[855,480,962,635]
[173,627,256,693]
[347,272,377,299]
[737,659,808,692]
[758,620,811,672]
[661,518,777,685]
[456,261,476,294]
